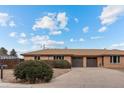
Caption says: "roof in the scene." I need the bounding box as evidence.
[21,49,124,56]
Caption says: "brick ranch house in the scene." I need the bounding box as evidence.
[21,49,124,68]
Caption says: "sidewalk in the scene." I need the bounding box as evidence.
[0,80,32,88]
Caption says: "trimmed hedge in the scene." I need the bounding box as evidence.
[14,60,53,84]
[54,60,71,69]
[41,60,71,69]
[41,60,55,68]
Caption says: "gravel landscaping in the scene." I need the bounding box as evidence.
[2,69,71,83]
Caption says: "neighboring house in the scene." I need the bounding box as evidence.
[21,49,124,68]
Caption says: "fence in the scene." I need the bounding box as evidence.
[0,56,20,69]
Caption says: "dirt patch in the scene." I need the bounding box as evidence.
[2,69,71,83]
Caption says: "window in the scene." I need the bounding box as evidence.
[34,56,37,60]
[34,56,40,60]
[53,55,64,60]
[110,56,120,64]
[48,55,52,60]
[38,56,40,60]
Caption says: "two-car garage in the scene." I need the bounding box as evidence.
[71,57,97,67]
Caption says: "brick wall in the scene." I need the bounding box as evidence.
[24,56,34,60]
[64,56,71,64]
[103,56,124,68]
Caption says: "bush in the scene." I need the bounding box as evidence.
[41,60,71,69]
[14,60,53,84]
[41,60,55,68]
[54,60,71,69]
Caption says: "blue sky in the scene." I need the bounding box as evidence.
[0,5,124,56]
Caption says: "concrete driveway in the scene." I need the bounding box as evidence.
[1,68,124,88]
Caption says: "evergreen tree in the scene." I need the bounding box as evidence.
[0,47,8,55]
[10,49,17,57]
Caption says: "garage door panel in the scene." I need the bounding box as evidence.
[72,57,83,67]
[87,58,97,67]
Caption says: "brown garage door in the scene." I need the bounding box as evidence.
[72,57,83,67]
[87,57,97,67]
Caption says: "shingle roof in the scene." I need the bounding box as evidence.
[22,49,124,56]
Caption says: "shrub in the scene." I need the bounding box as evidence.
[54,60,71,69]
[41,60,71,69]
[41,60,55,68]
[14,60,53,84]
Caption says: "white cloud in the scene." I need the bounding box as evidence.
[9,32,28,45]
[98,6,124,33]
[64,27,70,32]
[74,18,79,23]
[70,38,75,42]
[0,13,9,27]
[49,31,62,35]
[82,26,89,33]
[31,35,64,48]
[20,33,26,38]
[109,42,124,49]
[90,36,104,40]
[32,16,55,31]
[47,13,56,18]
[98,26,107,32]
[79,38,84,42]
[57,12,68,29]
[30,33,34,36]
[0,12,15,27]
[9,21,16,27]
[32,12,68,35]
[70,38,85,42]
[18,38,28,45]
[9,32,16,37]
[100,6,124,25]
[112,43,124,47]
